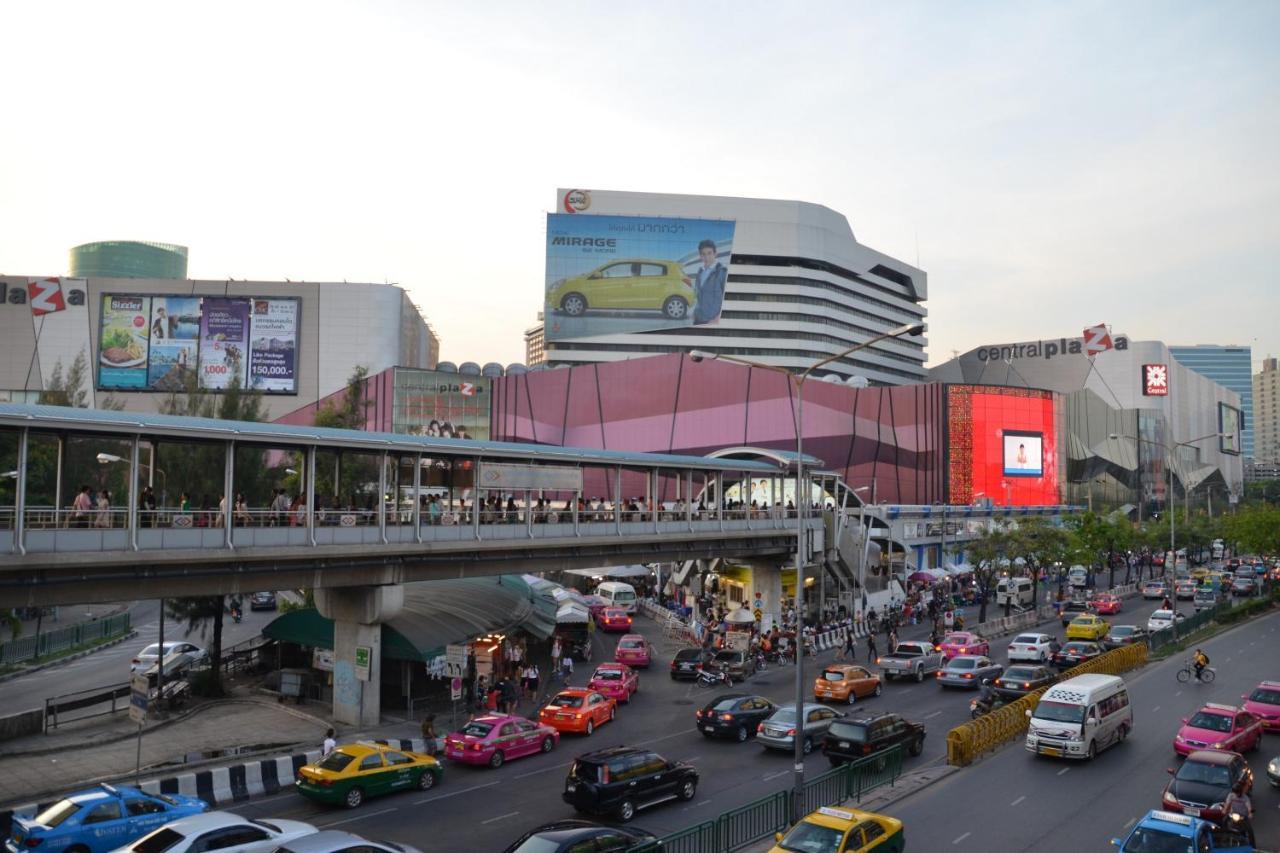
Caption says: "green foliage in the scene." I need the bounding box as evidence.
[314,366,370,430]
[312,366,379,504]
[38,348,125,411]
[1004,518,1072,606]
[1222,504,1280,556]
[964,522,1015,624]
[1244,479,1280,503]
[165,596,227,696]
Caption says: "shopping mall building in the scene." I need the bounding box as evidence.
[0,275,438,421]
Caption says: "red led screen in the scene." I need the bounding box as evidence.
[948,386,1059,506]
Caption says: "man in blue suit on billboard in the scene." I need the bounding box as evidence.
[692,239,727,325]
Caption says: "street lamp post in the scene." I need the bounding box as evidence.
[691,320,923,821]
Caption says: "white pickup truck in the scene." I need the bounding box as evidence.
[877,640,945,683]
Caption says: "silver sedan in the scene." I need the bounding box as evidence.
[756,703,843,754]
[936,654,1003,689]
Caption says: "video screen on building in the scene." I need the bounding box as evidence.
[392,369,491,441]
[1002,431,1043,477]
[544,213,736,342]
[96,294,299,394]
[1219,403,1241,455]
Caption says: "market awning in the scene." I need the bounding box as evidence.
[263,575,558,663]
[556,603,590,624]
[564,565,653,579]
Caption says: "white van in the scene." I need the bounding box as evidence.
[1025,673,1131,760]
[1067,566,1089,589]
[996,577,1034,609]
[596,581,638,614]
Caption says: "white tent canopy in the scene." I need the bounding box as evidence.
[725,608,756,624]
[555,602,590,624]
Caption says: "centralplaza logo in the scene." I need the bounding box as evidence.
[1,278,86,315]
[439,382,482,396]
[976,333,1129,362]
[1143,364,1169,396]
[562,189,591,213]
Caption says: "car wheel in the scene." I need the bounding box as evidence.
[66,846,88,853]
[609,705,616,721]
[417,770,436,791]
[634,678,639,693]
[914,669,924,683]
[1086,741,1096,761]
[909,736,924,757]
[874,683,883,697]
[561,293,587,316]
[802,736,813,755]
[678,779,697,801]
[736,725,748,743]
[489,750,505,769]
[541,737,555,754]
[662,295,689,319]
[344,786,364,808]
[617,799,636,822]
[585,720,594,736]
[846,692,857,705]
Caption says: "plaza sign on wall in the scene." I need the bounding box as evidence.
[974,334,1129,363]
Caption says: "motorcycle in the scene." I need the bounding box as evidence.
[697,664,733,688]
[969,694,1003,719]
[230,606,243,624]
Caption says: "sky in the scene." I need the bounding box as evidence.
[1,1,1277,369]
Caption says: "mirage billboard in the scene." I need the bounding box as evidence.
[544,213,736,341]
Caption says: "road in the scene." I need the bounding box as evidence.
[887,607,1280,852]
[220,585,1184,852]
[0,599,279,716]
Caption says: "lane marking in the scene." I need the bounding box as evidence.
[763,769,789,781]
[319,807,397,828]
[1123,816,1138,829]
[413,780,500,804]
[1153,706,1160,712]
[481,811,519,825]
[1225,657,1232,664]
[1057,767,1070,776]
[953,832,971,844]
[1010,795,1025,806]
[697,799,711,806]
[924,711,942,719]
[513,762,570,780]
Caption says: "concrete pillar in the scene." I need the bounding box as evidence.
[315,585,404,726]
[747,562,784,631]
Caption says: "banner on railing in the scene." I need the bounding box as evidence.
[478,462,583,493]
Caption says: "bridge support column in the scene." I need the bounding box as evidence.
[315,585,404,727]
[746,562,784,630]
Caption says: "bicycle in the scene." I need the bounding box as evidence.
[1175,661,1216,684]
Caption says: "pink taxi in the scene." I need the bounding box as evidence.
[614,633,652,668]
[1241,681,1280,732]
[443,713,559,769]
[587,662,639,703]
[597,607,634,633]
[1173,702,1263,757]
[936,631,989,660]
[1093,593,1123,615]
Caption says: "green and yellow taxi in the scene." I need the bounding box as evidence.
[769,805,904,852]
[296,741,441,808]
[1065,614,1109,641]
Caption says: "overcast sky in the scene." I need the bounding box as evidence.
[2,1,1276,369]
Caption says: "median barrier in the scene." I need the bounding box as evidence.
[945,642,1148,767]
[628,746,904,853]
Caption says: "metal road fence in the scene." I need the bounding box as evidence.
[629,746,904,853]
[0,612,131,666]
[946,641,1149,766]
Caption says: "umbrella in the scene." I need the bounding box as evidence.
[555,602,590,624]
[725,608,756,624]
[908,571,937,583]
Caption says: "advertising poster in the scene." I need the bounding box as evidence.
[392,370,490,440]
[1003,431,1044,477]
[198,298,251,390]
[146,296,201,391]
[248,298,299,393]
[1219,404,1241,455]
[544,213,736,341]
[97,294,152,389]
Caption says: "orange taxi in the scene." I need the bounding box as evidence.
[537,688,617,736]
[813,664,883,705]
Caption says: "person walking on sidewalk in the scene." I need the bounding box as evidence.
[866,632,878,663]
[420,714,438,756]
[322,728,336,757]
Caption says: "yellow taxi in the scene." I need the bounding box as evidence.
[770,805,904,852]
[1190,566,1211,581]
[296,741,442,808]
[1066,614,1109,641]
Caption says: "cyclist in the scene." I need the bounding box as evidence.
[1192,648,1209,681]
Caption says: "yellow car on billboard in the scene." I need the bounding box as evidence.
[548,259,694,320]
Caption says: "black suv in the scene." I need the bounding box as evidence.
[821,712,925,767]
[669,648,703,681]
[563,747,698,822]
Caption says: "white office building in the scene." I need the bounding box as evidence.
[535,188,928,386]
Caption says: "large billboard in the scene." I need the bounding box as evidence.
[96,294,299,394]
[1219,403,1241,455]
[947,386,1060,506]
[1002,431,1044,477]
[392,369,491,441]
[544,213,735,341]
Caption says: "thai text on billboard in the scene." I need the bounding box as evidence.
[248,299,299,392]
[198,298,251,390]
[544,213,736,341]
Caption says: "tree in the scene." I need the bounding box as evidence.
[38,348,125,411]
[313,366,377,505]
[1222,504,1280,556]
[965,521,1014,624]
[314,366,370,430]
[164,596,229,697]
[1068,512,1132,589]
[1005,518,1072,607]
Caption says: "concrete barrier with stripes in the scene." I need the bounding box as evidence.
[0,737,438,828]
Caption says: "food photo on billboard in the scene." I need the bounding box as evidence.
[97,294,152,389]
[544,213,735,341]
[1002,430,1043,477]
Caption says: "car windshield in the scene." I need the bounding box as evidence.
[1152,611,1173,620]
[1176,761,1231,786]
[592,669,623,681]
[1186,712,1232,733]
[714,652,739,662]
[619,639,643,649]
[1033,701,1085,724]
[604,609,625,618]
[130,828,185,853]
[770,708,797,724]
[1063,643,1092,653]
[675,649,700,661]
[778,820,846,853]
[1070,617,1093,625]
[712,697,741,712]
[1249,687,1280,705]
[822,670,845,682]
[948,658,977,669]
[1004,667,1037,680]
[317,751,356,771]
[826,721,867,741]
[1111,627,1135,638]
[891,645,921,657]
[550,694,584,708]
[1122,827,1197,853]
[507,837,566,853]
[943,634,968,645]
[1013,635,1040,645]
[32,799,80,828]
[461,722,494,738]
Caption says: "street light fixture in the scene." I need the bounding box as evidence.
[1108,431,1222,614]
[691,320,925,821]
